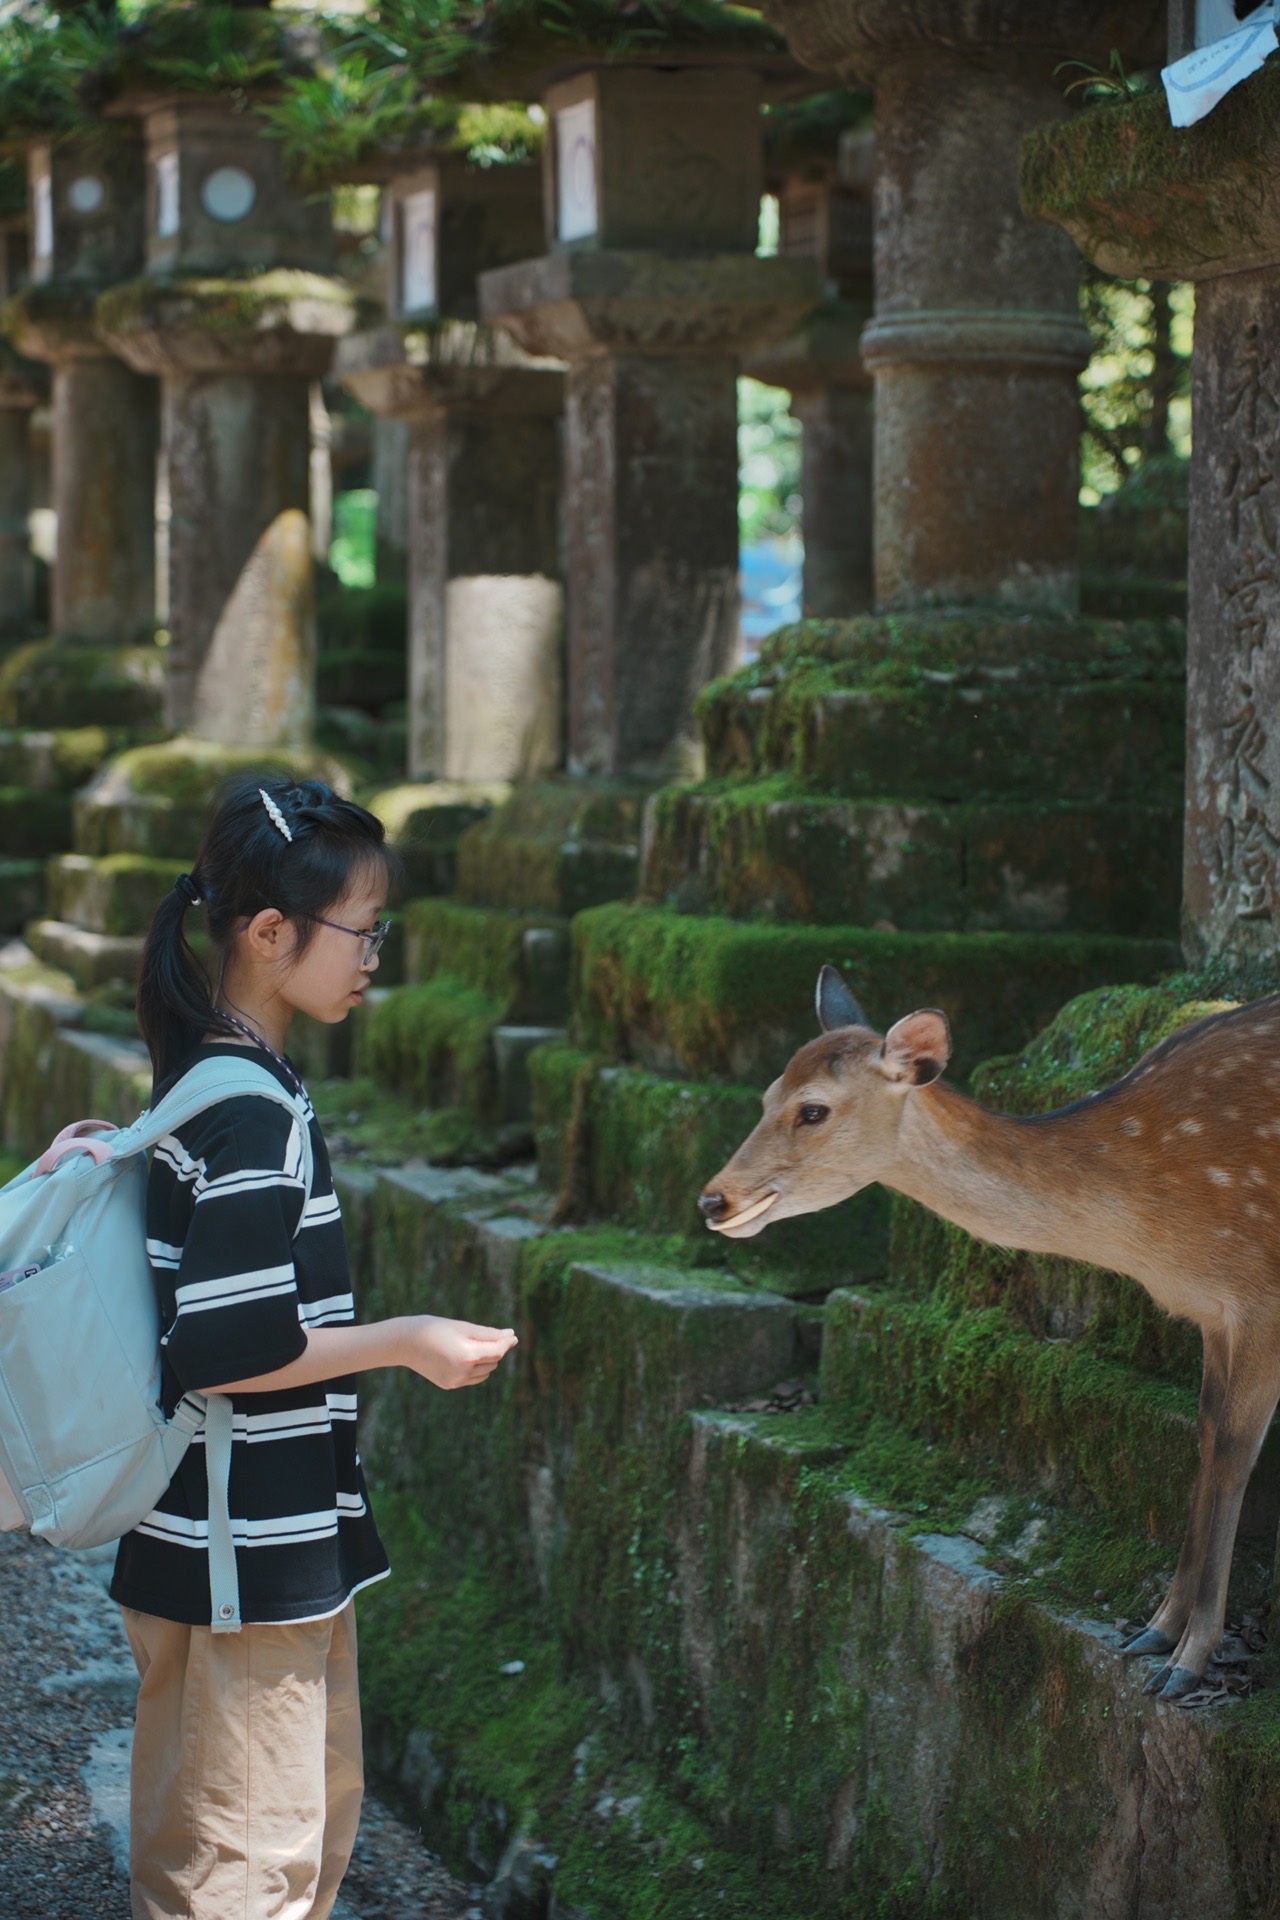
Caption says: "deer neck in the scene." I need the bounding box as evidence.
[888,1081,1123,1261]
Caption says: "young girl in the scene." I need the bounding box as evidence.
[113,774,518,1920]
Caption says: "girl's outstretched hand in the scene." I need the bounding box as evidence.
[401,1315,518,1391]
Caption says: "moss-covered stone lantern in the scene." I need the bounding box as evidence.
[747,100,874,616]
[3,128,159,658]
[478,19,821,777]
[336,141,564,783]
[0,163,44,640]
[1021,35,1280,966]
[97,90,355,749]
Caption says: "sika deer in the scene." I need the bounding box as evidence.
[698,965,1280,1700]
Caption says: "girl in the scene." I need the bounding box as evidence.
[113,774,518,1920]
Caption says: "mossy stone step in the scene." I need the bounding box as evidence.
[0,787,72,858]
[0,727,148,794]
[643,782,1180,936]
[73,738,355,859]
[27,920,143,993]
[355,977,556,1124]
[572,904,1181,1085]
[0,641,165,730]
[403,897,570,1023]
[455,778,649,915]
[47,853,175,938]
[0,860,44,935]
[702,675,1185,803]
[528,1041,889,1294]
[369,781,508,898]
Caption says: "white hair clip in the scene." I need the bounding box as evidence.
[259,788,294,843]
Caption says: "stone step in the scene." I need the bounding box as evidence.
[455,777,648,915]
[402,897,570,1023]
[0,786,73,858]
[47,853,175,937]
[0,860,45,935]
[642,783,1181,937]
[369,781,508,898]
[0,641,164,731]
[527,1042,889,1294]
[26,920,144,993]
[571,903,1180,1085]
[0,726,145,794]
[703,675,1185,803]
[353,976,561,1124]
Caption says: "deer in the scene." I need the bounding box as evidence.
[697,965,1280,1702]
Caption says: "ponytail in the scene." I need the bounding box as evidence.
[136,774,392,1088]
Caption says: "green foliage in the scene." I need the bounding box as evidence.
[330,488,377,591]
[1079,270,1192,501]
[738,375,801,545]
[1055,49,1156,104]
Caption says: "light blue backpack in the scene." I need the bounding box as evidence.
[0,1055,313,1632]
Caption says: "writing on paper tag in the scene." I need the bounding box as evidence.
[1162,7,1279,127]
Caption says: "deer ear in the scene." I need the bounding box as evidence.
[878,1010,951,1087]
[816,965,868,1033]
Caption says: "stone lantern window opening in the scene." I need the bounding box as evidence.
[67,175,105,217]
[154,149,180,240]
[399,184,438,315]
[553,96,598,243]
[200,165,256,224]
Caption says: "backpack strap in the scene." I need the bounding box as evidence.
[122,1057,317,1635]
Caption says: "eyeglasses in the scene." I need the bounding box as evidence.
[309,914,392,968]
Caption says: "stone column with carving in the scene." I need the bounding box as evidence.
[481,59,818,777]
[97,100,354,750]
[2,131,159,655]
[337,153,563,782]
[748,115,874,616]
[1022,14,1280,965]
[761,1,1163,612]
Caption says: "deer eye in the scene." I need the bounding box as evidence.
[797,1103,830,1126]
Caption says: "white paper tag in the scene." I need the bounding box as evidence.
[1162,8,1279,127]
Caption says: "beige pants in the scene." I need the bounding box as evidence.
[122,1603,363,1920]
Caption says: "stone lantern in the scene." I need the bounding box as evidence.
[760,0,1164,614]
[1021,8,1280,965]
[481,53,820,777]
[3,130,158,652]
[336,150,564,782]
[747,117,874,616]
[97,96,355,749]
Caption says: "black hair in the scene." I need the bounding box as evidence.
[137,774,394,1088]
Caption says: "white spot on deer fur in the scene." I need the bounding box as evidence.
[1178,1119,1204,1135]
[1118,1117,1142,1136]
[1207,1168,1233,1186]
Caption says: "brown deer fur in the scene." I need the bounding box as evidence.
[698,973,1280,1700]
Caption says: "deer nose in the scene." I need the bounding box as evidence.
[698,1190,728,1222]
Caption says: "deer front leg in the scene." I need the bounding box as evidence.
[1123,1324,1228,1660]
[1143,1338,1280,1702]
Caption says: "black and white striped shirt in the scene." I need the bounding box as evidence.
[111,1043,390,1626]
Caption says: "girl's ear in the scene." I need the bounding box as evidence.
[242,907,287,961]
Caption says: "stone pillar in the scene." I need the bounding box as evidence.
[761,2,1163,613]
[0,350,43,639]
[372,414,410,583]
[3,131,158,645]
[337,155,564,782]
[481,65,818,777]
[98,99,353,748]
[748,126,874,617]
[1020,1,1275,964]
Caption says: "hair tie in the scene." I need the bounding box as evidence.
[174,873,201,908]
[259,788,294,843]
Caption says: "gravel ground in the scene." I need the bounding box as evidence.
[0,1530,482,1919]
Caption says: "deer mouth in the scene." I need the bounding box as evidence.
[711,1190,779,1233]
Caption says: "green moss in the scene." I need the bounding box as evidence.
[106,736,351,810]
[359,975,504,1117]
[402,896,568,1021]
[310,1073,521,1169]
[572,903,1179,1085]
[97,271,357,341]
[1019,55,1280,277]
[456,777,648,915]
[0,641,163,724]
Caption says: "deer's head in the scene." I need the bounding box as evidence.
[698,965,952,1237]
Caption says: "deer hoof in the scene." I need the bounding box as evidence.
[1142,1664,1173,1696]
[1123,1627,1176,1657]
[1156,1666,1203,1702]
